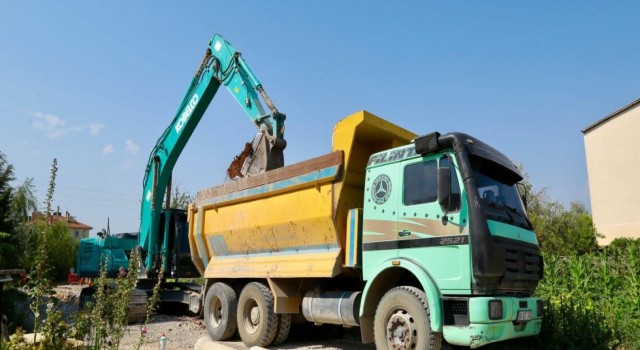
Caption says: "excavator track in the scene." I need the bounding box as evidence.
[127,288,149,323]
[54,285,149,324]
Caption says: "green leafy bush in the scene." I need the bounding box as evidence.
[2,157,165,350]
[39,222,78,282]
[536,247,640,349]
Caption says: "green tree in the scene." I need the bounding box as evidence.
[0,151,15,235]
[0,153,40,269]
[40,221,79,281]
[528,198,599,255]
[11,177,37,221]
[0,151,18,269]
[520,168,600,255]
[11,177,39,268]
[169,184,193,209]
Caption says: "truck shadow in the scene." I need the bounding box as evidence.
[275,323,374,350]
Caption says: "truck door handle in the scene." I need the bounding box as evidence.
[398,230,411,237]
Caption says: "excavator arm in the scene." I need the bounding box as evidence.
[138,34,286,275]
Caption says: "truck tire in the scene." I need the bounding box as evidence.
[205,282,238,341]
[272,313,292,346]
[236,282,278,347]
[374,286,442,350]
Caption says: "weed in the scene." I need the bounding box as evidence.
[536,250,640,349]
[133,256,165,350]
[3,158,144,350]
[26,160,57,344]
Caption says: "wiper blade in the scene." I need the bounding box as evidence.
[482,200,514,224]
[504,204,522,217]
[505,204,533,228]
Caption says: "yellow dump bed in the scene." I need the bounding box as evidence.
[188,110,416,279]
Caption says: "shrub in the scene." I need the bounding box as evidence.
[39,222,78,282]
[535,248,640,349]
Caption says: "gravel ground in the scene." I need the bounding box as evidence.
[7,287,373,350]
[118,314,208,350]
[117,314,375,350]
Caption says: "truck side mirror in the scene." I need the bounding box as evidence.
[438,166,452,209]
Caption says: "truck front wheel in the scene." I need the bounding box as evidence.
[237,282,278,347]
[374,286,442,350]
[204,282,238,341]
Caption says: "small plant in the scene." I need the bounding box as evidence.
[1,327,27,349]
[109,250,142,349]
[38,305,73,350]
[4,158,145,350]
[85,254,111,348]
[26,159,60,346]
[134,256,165,350]
[75,249,142,350]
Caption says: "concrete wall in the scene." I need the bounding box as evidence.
[584,102,640,245]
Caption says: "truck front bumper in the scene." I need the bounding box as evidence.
[443,296,542,348]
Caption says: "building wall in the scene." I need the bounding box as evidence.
[584,102,640,244]
[72,229,90,240]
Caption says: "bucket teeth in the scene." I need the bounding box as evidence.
[227,133,284,179]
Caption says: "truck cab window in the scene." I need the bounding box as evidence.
[472,159,532,230]
[403,160,437,205]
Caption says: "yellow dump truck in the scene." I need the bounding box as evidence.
[189,110,543,349]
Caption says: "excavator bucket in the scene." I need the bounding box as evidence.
[227,132,285,179]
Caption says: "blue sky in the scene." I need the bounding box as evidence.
[1,1,638,235]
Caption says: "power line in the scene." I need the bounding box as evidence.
[54,192,140,204]
[35,182,139,199]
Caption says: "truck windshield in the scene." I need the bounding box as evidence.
[472,165,532,230]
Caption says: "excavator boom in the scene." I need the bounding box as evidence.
[139,34,286,274]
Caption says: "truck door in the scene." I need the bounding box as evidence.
[362,159,402,264]
[396,154,470,291]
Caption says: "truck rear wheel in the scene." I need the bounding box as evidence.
[237,282,278,347]
[272,313,292,346]
[205,282,237,341]
[374,286,442,350]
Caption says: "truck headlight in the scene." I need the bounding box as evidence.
[489,300,503,320]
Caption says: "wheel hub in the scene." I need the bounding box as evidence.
[210,297,222,327]
[386,310,416,350]
[250,306,260,326]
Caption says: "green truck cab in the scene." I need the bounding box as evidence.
[360,131,542,348]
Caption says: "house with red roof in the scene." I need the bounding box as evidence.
[29,207,93,240]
